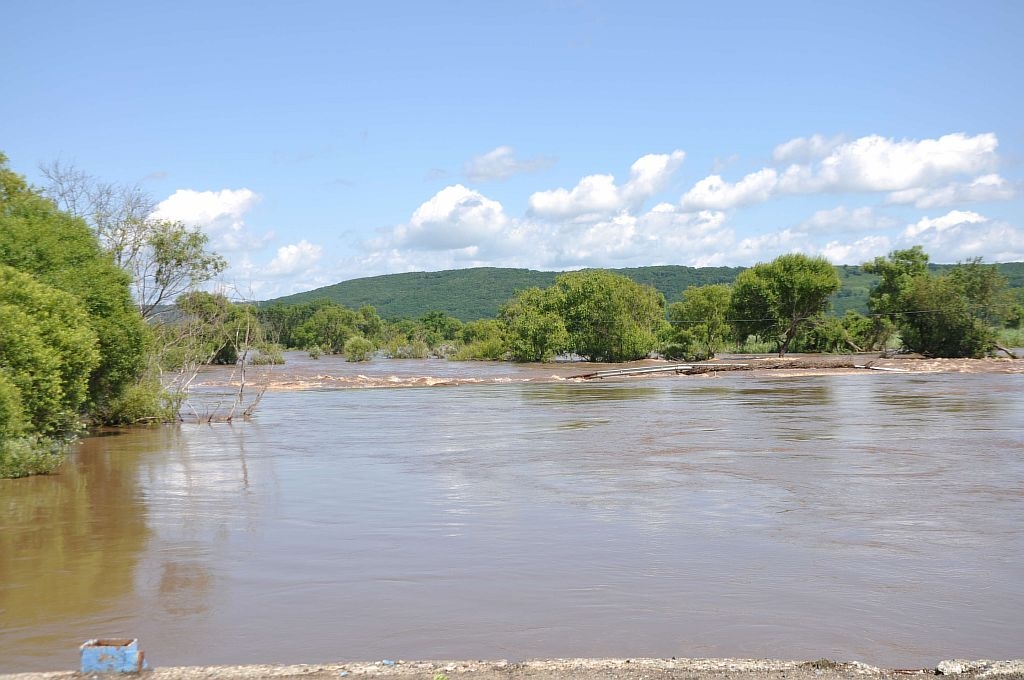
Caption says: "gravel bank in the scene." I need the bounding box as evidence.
[3,658,1023,680]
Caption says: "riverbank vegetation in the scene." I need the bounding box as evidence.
[0,155,243,477]
[2,149,1021,478]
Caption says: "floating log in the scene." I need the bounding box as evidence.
[854,364,911,372]
[573,363,749,380]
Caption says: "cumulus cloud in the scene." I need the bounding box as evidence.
[794,132,999,193]
[529,150,684,219]
[371,184,510,253]
[800,206,897,234]
[682,168,779,210]
[266,240,323,277]
[464,146,555,182]
[887,174,1016,208]
[820,235,894,265]
[772,134,846,164]
[899,210,1024,262]
[682,133,1001,210]
[152,188,270,252]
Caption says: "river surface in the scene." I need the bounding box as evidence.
[2,356,1022,671]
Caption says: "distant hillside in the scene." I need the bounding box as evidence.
[264,262,1024,321]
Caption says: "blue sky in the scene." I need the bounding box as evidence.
[4,0,1023,299]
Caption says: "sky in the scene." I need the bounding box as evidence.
[3,0,1024,300]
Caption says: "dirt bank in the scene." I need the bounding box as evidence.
[3,657,1023,680]
[701,354,1024,377]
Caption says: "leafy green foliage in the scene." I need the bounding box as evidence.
[343,336,375,362]
[897,274,994,357]
[863,246,930,316]
[265,266,740,321]
[499,287,569,362]
[551,270,666,362]
[862,249,1013,357]
[263,262,1024,324]
[134,219,227,318]
[0,265,101,435]
[0,154,149,418]
[729,254,841,356]
[0,435,67,479]
[454,319,507,360]
[664,284,732,360]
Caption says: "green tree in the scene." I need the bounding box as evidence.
[862,249,1008,357]
[898,274,994,358]
[863,245,930,316]
[0,265,103,478]
[0,153,149,419]
[947,257,1015,326]
[455,319,507,360]
[663,284,732,360]
[729,253,841,356]
[132,219,227,319]
[499,287,569,362]
[292,303,359,354]
[419,311,464,344]
[343,336,375,362]
[0,266,101,433]
[40,160,226,319]
[860,246,928,349]
[549,270,665,362]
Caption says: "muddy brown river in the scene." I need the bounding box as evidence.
[1,355,1022,672]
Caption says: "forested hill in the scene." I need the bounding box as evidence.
[265,266,742,320]
[264,262,1024,321]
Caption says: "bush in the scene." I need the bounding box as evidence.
[344,336,375,362]
[385,338,429,359]
[101,378,180,425]
[660,329,712,361]
[0,435,67,478]
[899,275,995,358]
[453,337,507,360]
[251,343,286,365]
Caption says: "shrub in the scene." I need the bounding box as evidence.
[0,435,67,478]
[344,336,375,362]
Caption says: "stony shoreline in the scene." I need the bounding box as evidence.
[3,658,1023,680]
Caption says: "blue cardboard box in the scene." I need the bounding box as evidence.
[80,638,148,673]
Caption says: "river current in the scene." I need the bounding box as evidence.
[1,355,1022,671]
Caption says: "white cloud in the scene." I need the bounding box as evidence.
[899,210,1024,262]
[266,240,323,277]
[733,229,810,263]
[373,184,509,253]
[772,134,845,164]
[903,209,987,238]
[152,188,270,252]
[529,150,684,219]
[803,133,999,193]
[464,146,555,182]
[682,133,1001,210]
[820,235,893,265]
[800,206,896,233]
[886,174,1016,208]
[681,168,779,210]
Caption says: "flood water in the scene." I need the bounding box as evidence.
[2,356,1022,672]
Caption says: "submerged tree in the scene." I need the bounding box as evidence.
[663,283,732,360]
[550,270,665,362]
[499,287,568,362]
[863,248,1009,358]
[729,253,840,356]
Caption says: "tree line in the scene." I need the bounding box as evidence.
[2,151,1020,477]
[252,249,1020,364]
